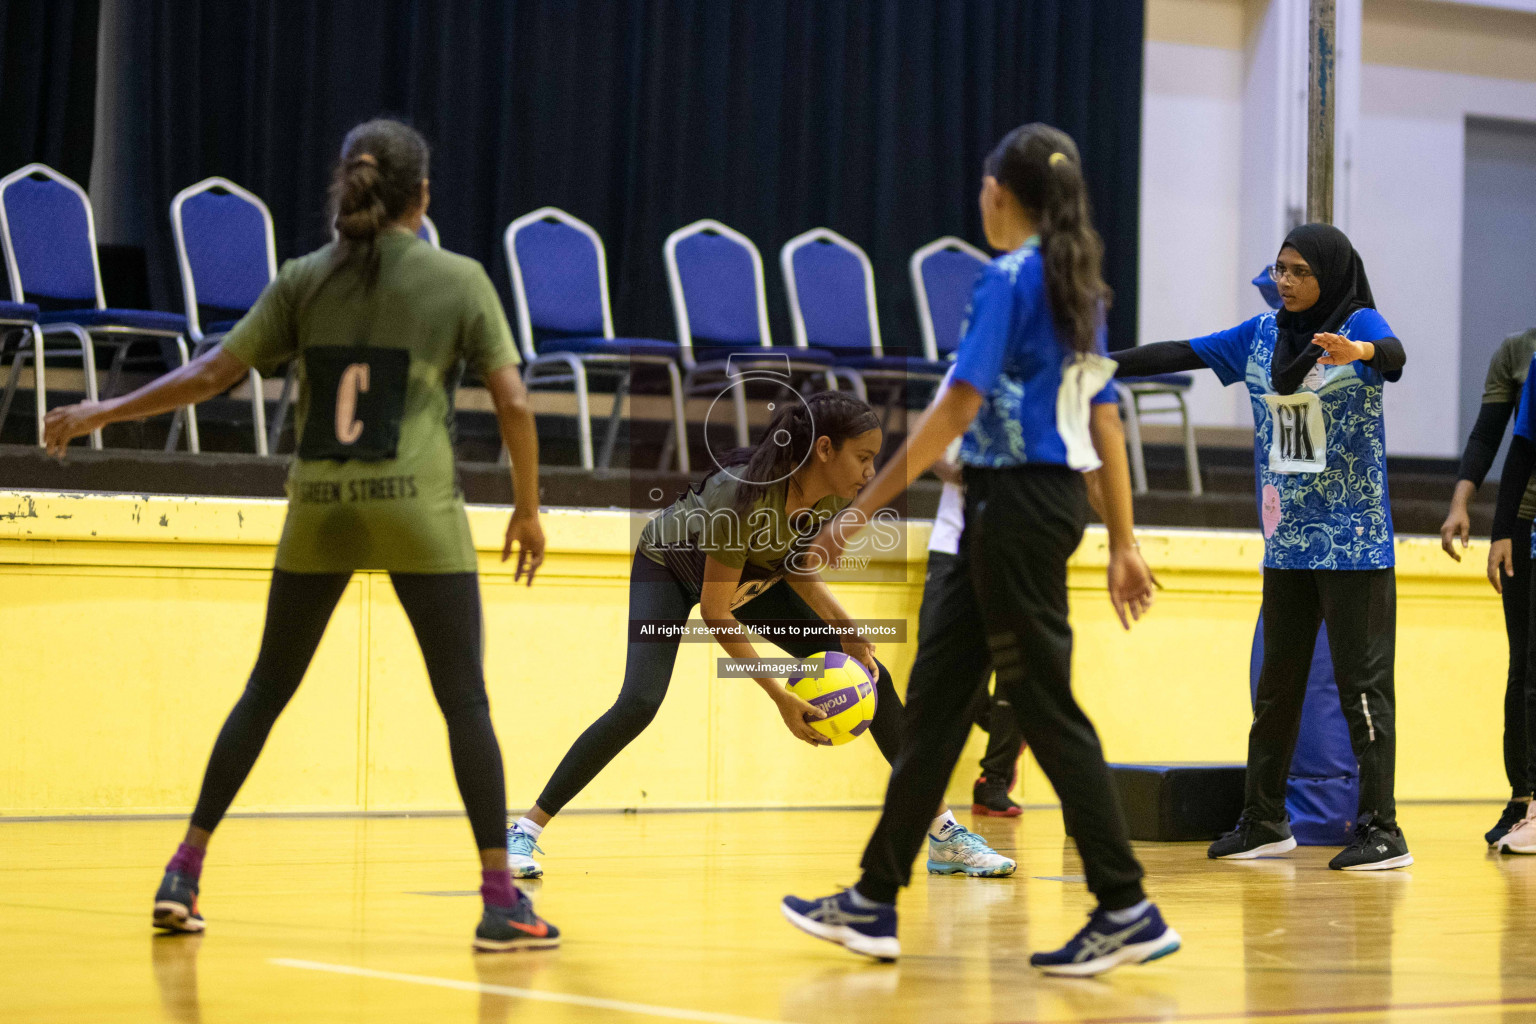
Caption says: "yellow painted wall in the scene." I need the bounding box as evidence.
[0,490,1508,818]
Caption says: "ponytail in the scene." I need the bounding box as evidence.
[322,118,430,293]
[713,391,881,511]
[983,123,1110,354]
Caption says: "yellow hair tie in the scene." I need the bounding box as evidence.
[1048,152,1069,168]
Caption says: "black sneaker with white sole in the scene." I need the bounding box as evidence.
[1486,800,1529,847]
[473,891,561,952]
[1328,815,1412,871]
[152,870,205,933]
[1207,816,1297,860]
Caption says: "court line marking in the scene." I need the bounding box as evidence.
[270,958,785,1024]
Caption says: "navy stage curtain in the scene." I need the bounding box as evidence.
[132,0,1143,351]
[0,0,99,186]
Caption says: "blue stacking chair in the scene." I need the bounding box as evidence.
[664,219,861,450]
[0,300,44,444]
[506,206,688,471]
[0,163,197,452]
[170,176,278,454]
[783,228,950,421]
[909,236,988,363]
[418,214,440,248]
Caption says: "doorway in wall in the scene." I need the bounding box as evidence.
[1460,116,1536,477]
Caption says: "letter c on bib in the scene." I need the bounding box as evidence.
[335,363,370,445]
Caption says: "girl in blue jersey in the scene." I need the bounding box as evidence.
[1115,223,1411,871]
[782,124,1178,977]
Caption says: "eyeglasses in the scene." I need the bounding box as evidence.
[1268,262,1314,284]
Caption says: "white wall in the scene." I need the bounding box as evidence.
[1139,39,1252,428]
[1139,2,1536,455]
[1356,64,1536,456]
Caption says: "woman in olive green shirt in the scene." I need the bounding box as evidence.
[44,119,554,952]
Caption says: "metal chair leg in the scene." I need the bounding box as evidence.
[597,371,630,470]
[1117,384,1148,495]
[250,369,269,456]
[268,363,296,454]
[831,367,868,403]
[662,361,690,473]
[29,325,46,447]
[0,335,27,437]
[41,325,104,450]
[571,361,595,470]
[1178,392,1202,496]
[173,335,199,453]
[103,339,132,402]
[731,377,749,447]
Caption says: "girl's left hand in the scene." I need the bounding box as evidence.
[1106,547,1157,630]
[1314,333,1370,366]
[43,401,107,458]
[842,635,878,676]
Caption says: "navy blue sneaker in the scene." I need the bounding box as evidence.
[152,870,205,933]
[781,889,899,961]
[473,890,561,952]
[1486,801,1528,847]
[1030,902,1181,977]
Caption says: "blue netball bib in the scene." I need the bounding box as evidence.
[1190,310,1396,570]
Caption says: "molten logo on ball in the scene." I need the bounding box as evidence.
[787,651,878,747]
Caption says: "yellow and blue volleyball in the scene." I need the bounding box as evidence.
[787,652,877,746]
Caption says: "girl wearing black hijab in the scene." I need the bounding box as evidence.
[1116,224,1411,870]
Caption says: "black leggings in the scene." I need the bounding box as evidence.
[535,553,905,816]
[856,465,1145,909]
[1508,519,1534,798]
[1248,566,1397,826]
[190,569,508,851]
[926,551,1024,783]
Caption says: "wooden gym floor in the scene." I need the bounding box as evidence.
[2,804,1533,1023]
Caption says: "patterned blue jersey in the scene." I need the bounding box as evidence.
[951,240,1118,469]
[1189,309,1397,570]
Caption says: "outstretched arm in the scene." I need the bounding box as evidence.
[43,347,249,456]
[1113,340,1208,378]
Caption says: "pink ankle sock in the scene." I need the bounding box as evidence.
[166,842,206,879]
[481,870,517,908]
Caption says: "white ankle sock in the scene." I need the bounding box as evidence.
[515,817,544,840]
[1104,899,1151,924]
[930,810,960,839]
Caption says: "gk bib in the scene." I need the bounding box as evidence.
[1262,391,1326,474]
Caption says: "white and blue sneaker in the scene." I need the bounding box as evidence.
[1030,902,1181,977]
[927,824,1016,877]
[506,824,544,879]
[781,889,900,961]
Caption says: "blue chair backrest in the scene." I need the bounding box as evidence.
[418,215,440,248]
[1,167,98,305]
[673,229,763,346]
[511,216,606,339]
[920,246,986,356]
[179,187,271,314]
[789,238,873,353]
